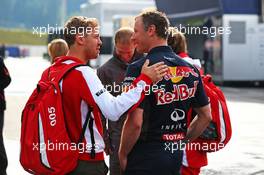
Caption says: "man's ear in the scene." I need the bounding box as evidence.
[147,25,156,37]
[75,34,85,45]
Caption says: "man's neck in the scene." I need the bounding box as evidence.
[118,57,130,64]
[116,55,130,64]
[113,50,131,64]
[147,39,167,53]
[67,47,87,64]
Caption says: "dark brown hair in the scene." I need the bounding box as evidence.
[137,10,170,39]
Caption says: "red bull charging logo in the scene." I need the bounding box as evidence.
[164,66,198,83]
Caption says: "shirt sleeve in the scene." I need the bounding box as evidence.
[123,64,140,87]
[96,67,108,142]
[96,67,107,86]
[77,66,151,121]
[123,63,146,109]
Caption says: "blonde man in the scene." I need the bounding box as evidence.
[48,39,69,63]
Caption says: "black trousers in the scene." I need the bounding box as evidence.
[124,142,182,175]
[109,136,122,175]
[0,110,7,175]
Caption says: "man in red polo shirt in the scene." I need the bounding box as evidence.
[42,16,168,175]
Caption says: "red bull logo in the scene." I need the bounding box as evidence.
[155,81,199,105]
[164,66,199,83]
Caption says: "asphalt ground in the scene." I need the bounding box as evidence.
[2,57,264,175]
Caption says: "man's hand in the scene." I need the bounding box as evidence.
[118,108,143,173]
[141,59,168,83]
[186,104,212,142]
[118,151,127,172]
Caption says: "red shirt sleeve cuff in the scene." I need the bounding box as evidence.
[133,73,152,86]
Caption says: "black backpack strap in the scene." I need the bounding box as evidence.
[77,106,96,159]
[88,117,96,159]
[78,106,93,144]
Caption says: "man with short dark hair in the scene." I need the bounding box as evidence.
[97,27,142,175]
[119,11,212,175]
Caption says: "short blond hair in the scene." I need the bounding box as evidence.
[48,39,68,63]
[114,27,134,45]
[167,27,187,54]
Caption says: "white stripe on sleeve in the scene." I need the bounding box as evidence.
[76,66,146,121]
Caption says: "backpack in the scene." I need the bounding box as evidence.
[187,74,232,152]
[20,61,94,175]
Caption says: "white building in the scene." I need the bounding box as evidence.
[81,0,155,54]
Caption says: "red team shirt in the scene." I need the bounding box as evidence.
[41,56,152,161]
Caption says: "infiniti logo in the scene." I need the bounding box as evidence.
[170,108,185,122]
